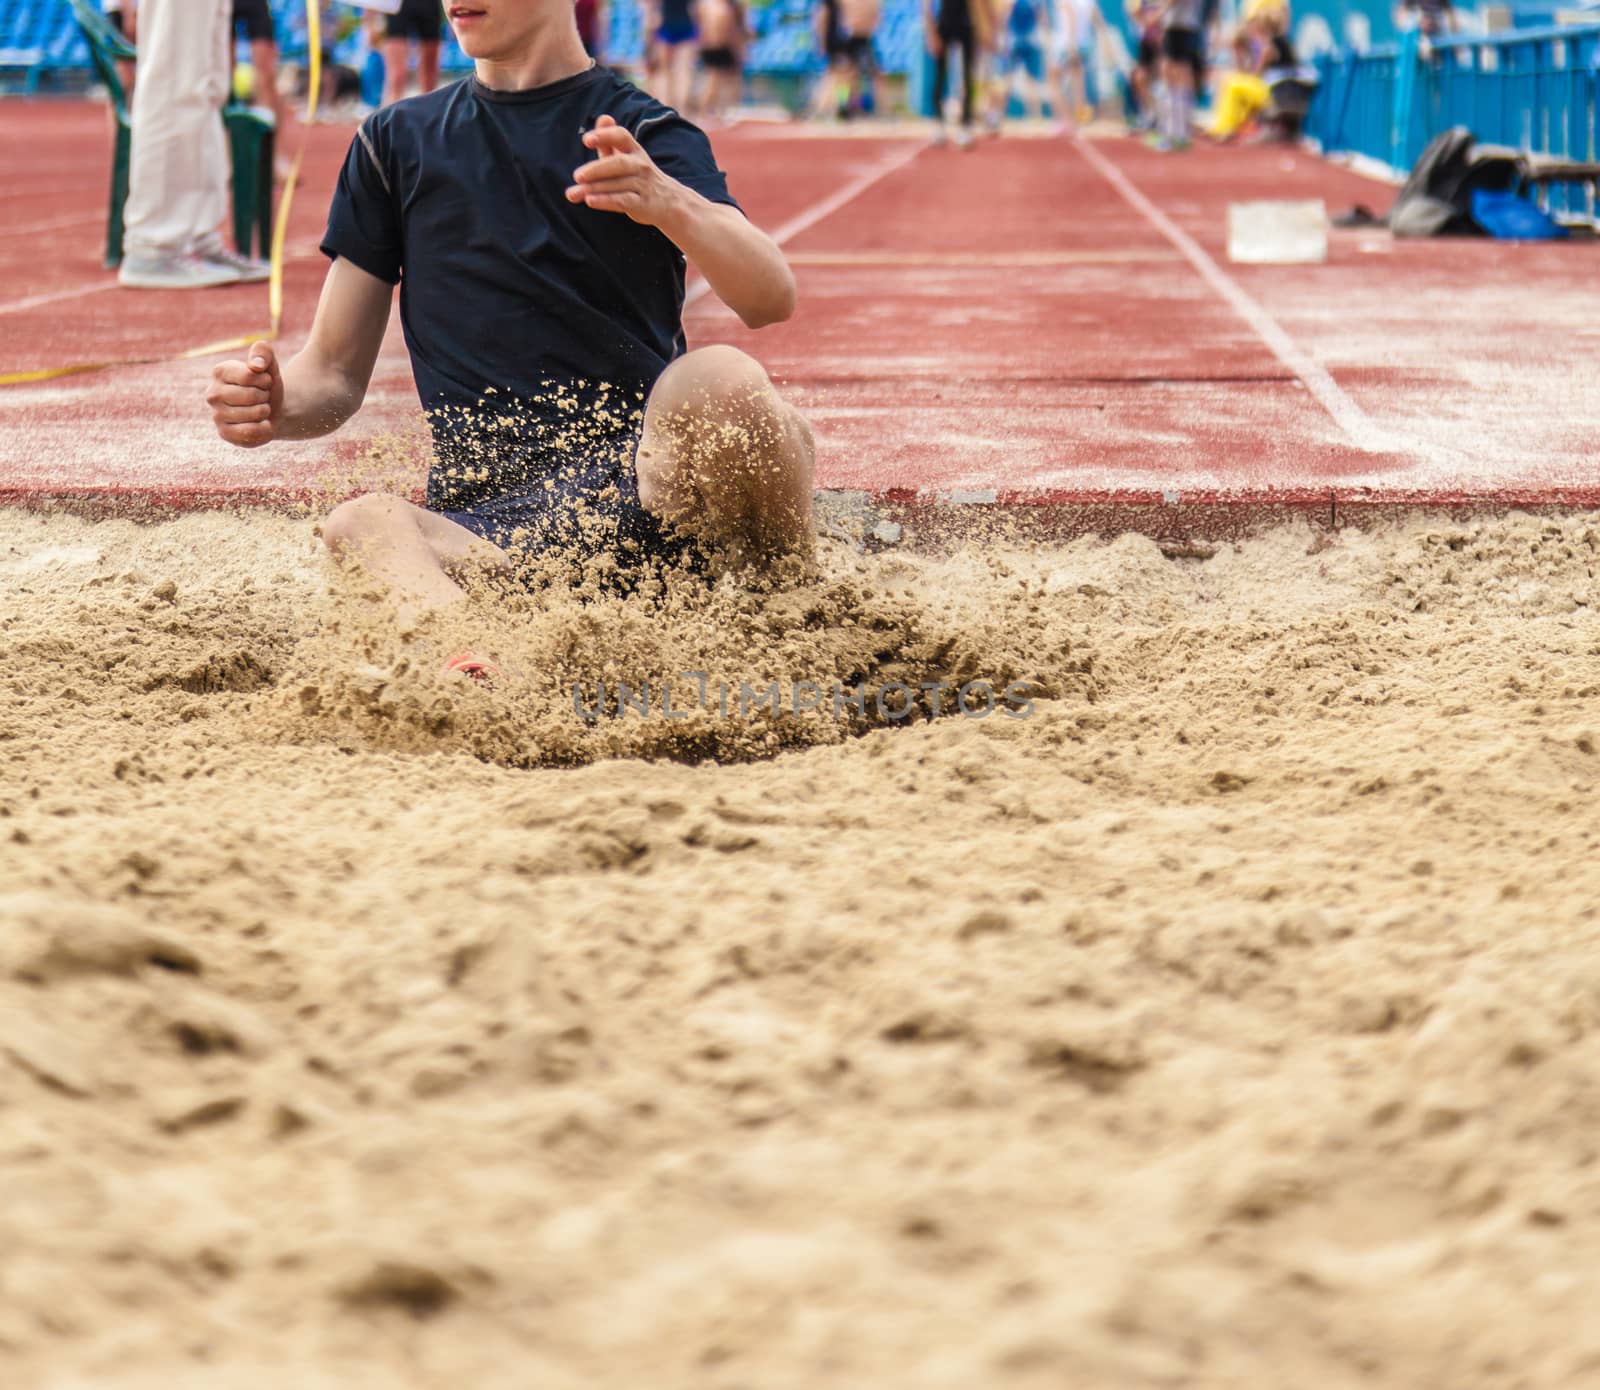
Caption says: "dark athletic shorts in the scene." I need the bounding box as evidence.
[937,13,974,44]
[435,449,704,589]
[1007,36,1044,80]
[937,0,973,41]
[387,0,443,43]
[1136,32,1159,67]
[233,0,274,43]
[656,20,698,44]
[700,45,738,70]
[1162,25,1204,79]
[107,8,127,35]
[842,34,875,70]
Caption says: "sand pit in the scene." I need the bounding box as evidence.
[2,505,1598,1388]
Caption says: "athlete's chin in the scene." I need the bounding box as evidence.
[446,13,493,53]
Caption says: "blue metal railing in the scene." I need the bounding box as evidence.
[1308,23,1600,223]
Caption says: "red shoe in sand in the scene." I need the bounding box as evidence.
[440,651,502,687]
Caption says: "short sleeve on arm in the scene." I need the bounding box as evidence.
[320,118,403,285]
[635,112,742,213]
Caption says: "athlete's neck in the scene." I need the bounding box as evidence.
[473,23,591,92]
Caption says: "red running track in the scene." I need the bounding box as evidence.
[1,102,1597,522]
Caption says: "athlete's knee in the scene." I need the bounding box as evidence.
[655,345,777,426]
[322,492,412,557]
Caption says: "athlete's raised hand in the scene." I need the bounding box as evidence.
[207,340,283,448]
[567,115,684,228]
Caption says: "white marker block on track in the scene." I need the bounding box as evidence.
[1227,200,1329,265]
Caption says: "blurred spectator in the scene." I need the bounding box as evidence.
[642,0,699,112]
[926,0,977,146]
[1050,0,1102,131]
[696,0,746,119]
[1124,0,1161,130]
[837,0,884,117]
[1397,0,1456,54]
[1000,0,1050,121]
[811,0,882,120]
[384,0,442,104]
[118,0,268,288]
[973,0,1004,134]
[1212,0,1320,140]
[809,0,849,118]
[1150,0,1203,151]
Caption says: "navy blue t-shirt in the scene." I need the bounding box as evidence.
[320,64,740,511]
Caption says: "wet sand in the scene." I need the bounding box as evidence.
[2,506,1598,1388]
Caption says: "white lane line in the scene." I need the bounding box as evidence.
[0,281,118,318]
[684,139,926,308]
[784,248,1181,267]
[1072,134,1397,456]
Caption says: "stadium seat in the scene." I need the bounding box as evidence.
[0,43,45,95]
[224,99,276,260]
[0,0,91,92]
[67,0,275,267]
[0,0,45,93]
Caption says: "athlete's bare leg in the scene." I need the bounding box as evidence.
[320,494,512,630]
[635,344,815,565]
[383,37,410,105]
[417,38,441,94]
[319,346,813,628]
[663,39,697,112]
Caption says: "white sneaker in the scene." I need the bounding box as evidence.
[955,125,975,150]
[117,253,242,290]
[930,122,949,146]
[200,247,271,283]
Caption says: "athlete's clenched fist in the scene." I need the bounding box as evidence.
[207,340,283,448]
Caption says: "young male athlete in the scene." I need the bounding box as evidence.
[205,0,813,677]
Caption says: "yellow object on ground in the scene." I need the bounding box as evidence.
[1208,71,1270,138]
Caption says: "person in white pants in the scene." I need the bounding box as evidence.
[118,0,269,289]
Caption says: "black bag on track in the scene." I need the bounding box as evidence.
[1388,127,1525,237]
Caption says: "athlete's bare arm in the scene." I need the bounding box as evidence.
[206,257,392,447]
